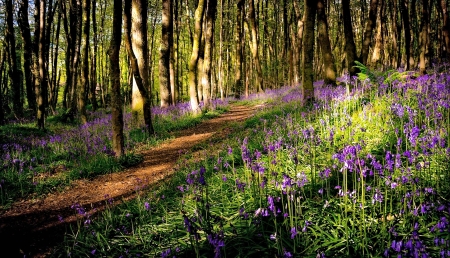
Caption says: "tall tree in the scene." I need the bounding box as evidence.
[317,0,337,85]
[125,0,154,134]
[400,0,412,69]
[188,0,206,114]
[79,0,91,124]
[302,0,316,103]
[0,50,4,125]
[293,0,304,85]
[160,0,173,107]
[18,0,36,112]
[5,0,23,118]
[109,0,124,157]
[201,0,218,109]
[342,0,358,75]
[360,0,378,65]
[90,0,98,110]
[440,0,450,61]
[248,0,263,92]
[35,0,48,129]
[371,0,385,67]
[234,0,244,99]
[419,0,430,75]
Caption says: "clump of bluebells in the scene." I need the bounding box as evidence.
[61,65,450,257]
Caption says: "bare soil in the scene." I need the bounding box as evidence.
[0,104,258,257]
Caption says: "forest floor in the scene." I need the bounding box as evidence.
[0,104,259,257]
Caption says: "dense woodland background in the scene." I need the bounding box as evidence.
[0,0,449,132]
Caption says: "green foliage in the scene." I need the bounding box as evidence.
[353,60,378,84]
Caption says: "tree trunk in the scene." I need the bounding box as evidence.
[440,0,450,61]
[79,0,91,124]
[218,0,224,100]
[109,0,124,157]
[234,0,244,99]
[48,8,61,113]
[371,0,384,67]
[317,0,337,85]
[342,0,358,75]
[302,0,316,102]
[248,0,263,92]
[419,0,430,75]
[0,50,4,125]
[160,0,172,107]
[202,0,217,109]
[90,0,98,111]
[169,0,177,104]
[188,0,206,114]
[18,0,36,112]
[360,0,378,65]
[400,0,412,69]
[35,0,47,129]
[124,0,154,134]
[5,0,23,118]
[293,1,303,85]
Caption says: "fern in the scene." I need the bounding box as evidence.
[353,61,378,84]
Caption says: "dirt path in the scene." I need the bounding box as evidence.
[0,104,259,257]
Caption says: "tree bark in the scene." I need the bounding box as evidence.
[5,0,23,118]
[360,0,378,65]
[218,0,225,100]
[293,1,303,85]
[90,0,98,111]
[124,0,154,134]
[317,0,337,85]
[18,0,36,112]
[248,0,263,92]
[79,0,91,124]
[419,0,430,75]
[302,0,316,102]
[371,0,384,67]
[342,0,358,75]
[202,0,217,109]
[234,0,244,99]
[35,0,47,129]
[160,0,173,107]
[109,0,124,157]
[0,50,4,125]
[188,0,206,114]
[400,0,412,69]
[170,0,177,104]
[440,0,450,61]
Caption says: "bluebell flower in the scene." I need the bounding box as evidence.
[290,227,298,239]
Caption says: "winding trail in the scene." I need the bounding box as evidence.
[0,104,259,257]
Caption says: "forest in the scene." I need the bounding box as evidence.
[0,0,450,257]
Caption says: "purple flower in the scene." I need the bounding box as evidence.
[372,189,384,204]
[207,233,225,258]
[161,248,171,258]
[290,227,298,239]
[268,196,276,215]
[269,233,276,241]
[144,202,150,211]
[283,250,293,258]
